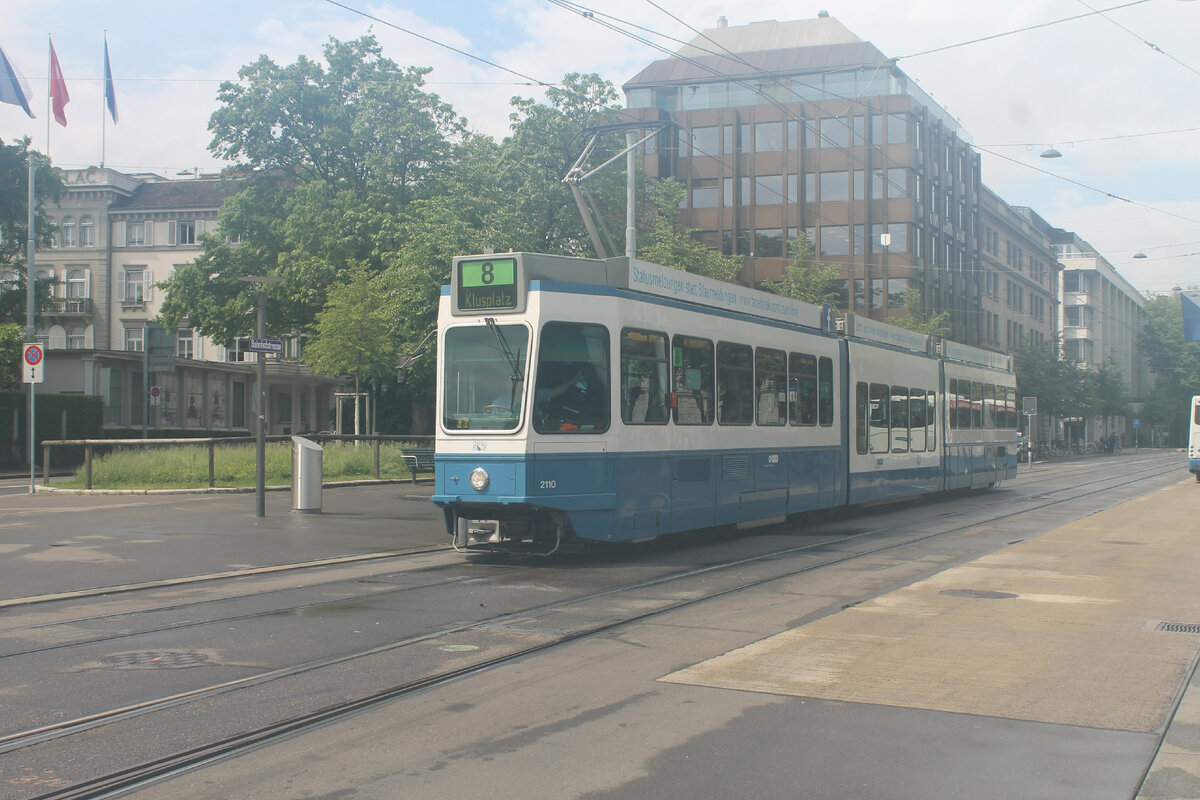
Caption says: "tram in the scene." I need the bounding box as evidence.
[432,252,1018,552]
[1189,395,1200,481]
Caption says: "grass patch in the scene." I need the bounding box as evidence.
[55,441,427,490]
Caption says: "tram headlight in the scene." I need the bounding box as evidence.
[469,467,490,491]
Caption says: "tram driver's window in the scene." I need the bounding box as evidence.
[533,321,610,434]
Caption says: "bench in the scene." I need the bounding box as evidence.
[401,447,436,483]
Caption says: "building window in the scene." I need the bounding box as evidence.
[820,225,850,257]
[690,179,719,209]
[754,121,783,152]
[819,171,849,202]
[754,229,784,257]
[690,126,719,157]
[124,326,144,352]
[61,217,77,247]
[820,117,850,149]
[177,328,195,358]
[123,268,145,304]
[126,221,146,246]
[66,269,86,298]
[754,175,783,205]
[67,326,86,349]
[171,220,196,246]
[79,216,94,247]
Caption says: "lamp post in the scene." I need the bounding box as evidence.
[240,275,283,517]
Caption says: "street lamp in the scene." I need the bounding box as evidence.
[239,275,283,517]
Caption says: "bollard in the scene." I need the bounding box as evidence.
[291,436,323,513]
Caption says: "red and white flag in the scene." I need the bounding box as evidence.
[49,40,69,127]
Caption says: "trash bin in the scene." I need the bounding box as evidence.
[292,436,323,513]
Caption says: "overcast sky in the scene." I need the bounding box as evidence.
[2,0,1198,294]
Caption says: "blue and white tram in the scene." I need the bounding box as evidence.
[1188,395,1200,481]
[433,252,1018,552]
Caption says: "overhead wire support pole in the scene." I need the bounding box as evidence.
[562,121,671,260]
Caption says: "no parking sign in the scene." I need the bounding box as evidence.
[22,343,44,383]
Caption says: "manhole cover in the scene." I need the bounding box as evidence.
[101,651,210,668]
[940,589,1018,600]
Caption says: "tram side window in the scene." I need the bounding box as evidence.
[983,383,997,429]
[891,387,910,452]
[717,342,754,425]
[1006,385,1018,429]
[672,335,715,425]
[948,379,960,429]
[621,328,669,425]
[971,381,984,429]
[927,390,937,450]
[869,382,890,454]
[909,389,927,451]
[818,356,834,426]
[855,382,869,454]
[756,347,786,425]
[533,321,609,434]
[789,353,817,426]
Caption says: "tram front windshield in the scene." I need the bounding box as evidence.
[442,324,528,431]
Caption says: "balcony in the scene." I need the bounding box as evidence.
[53,297,93,315]
[1062,326,1092,341]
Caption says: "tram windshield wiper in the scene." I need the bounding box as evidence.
[485,316,525,388]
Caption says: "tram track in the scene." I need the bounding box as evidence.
[10,456,1184,800]
[1,455,1171,665]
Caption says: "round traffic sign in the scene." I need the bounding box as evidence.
[23,344,43,366]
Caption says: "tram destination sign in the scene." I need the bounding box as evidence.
[456,257,518,313]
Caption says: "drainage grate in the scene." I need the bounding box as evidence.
[1156,622,1200,634]
[940,589,1018,600]
[101,651,210,669]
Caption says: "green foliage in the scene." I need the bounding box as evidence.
[161,35,465,346]
[57,440,421,489]
[0,390,103,446]
[501,73,627,256]
[1013,338,1093,420]
[304,265,399,383]
[761,233,844,307]
[1138,291,1200,441]
[639,179,742,281]
[890,288,950,337]
[0,323,23,388]
[0,138,63,327]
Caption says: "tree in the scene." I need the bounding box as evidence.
[1138,291,1200,443]
[303,265,398,385]
[161,35,465,345]
[499,73,628,256]
[761,232,844,307]
[890,287,949,338]
[0,323,23,389]
[639,179,742,281]
[0,138,63,329]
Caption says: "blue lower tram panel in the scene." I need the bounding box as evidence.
[434,449,848,544]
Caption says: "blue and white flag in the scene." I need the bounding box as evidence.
[0,43,35,118]
[103,36,118,124]
[1182,291,1200,343]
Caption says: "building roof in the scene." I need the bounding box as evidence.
[108,177,247,212]
[624,17,888,89]
[678,16,862,56]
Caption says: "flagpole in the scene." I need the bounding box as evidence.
[101,32,107,167]
[45,35,51,161]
